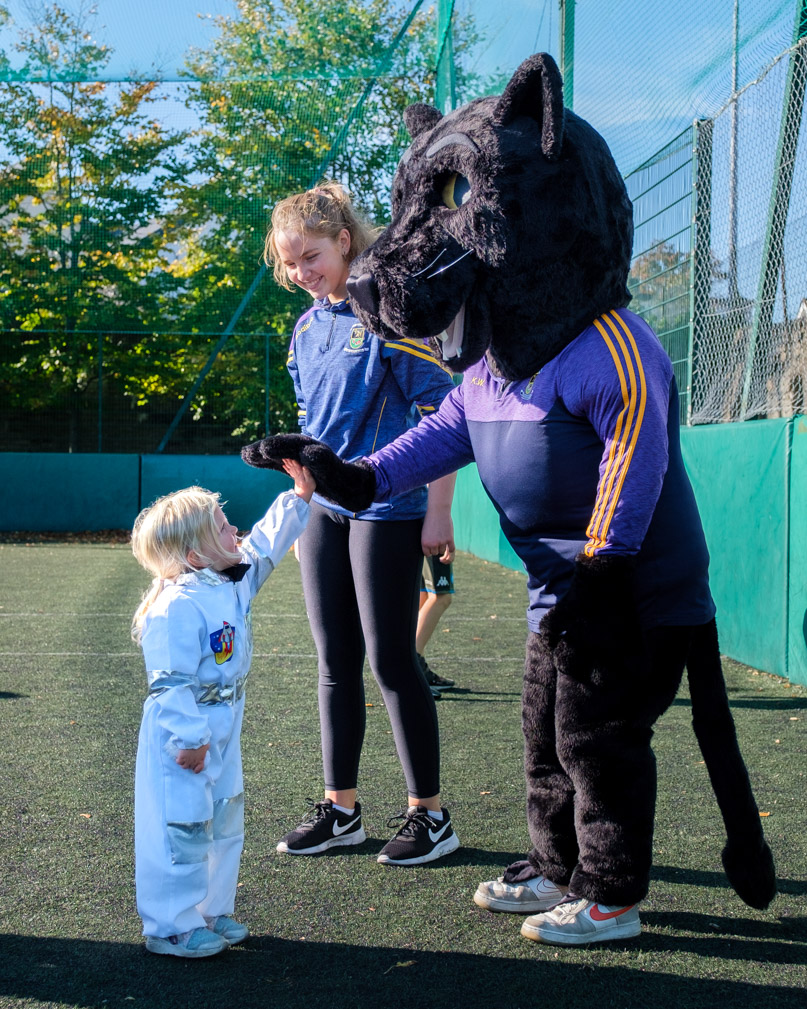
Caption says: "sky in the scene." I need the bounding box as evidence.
[0,0,798,173]
[1,0,551,81]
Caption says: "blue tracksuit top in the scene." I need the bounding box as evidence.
[367,309,716,630]
[287,297,455,519]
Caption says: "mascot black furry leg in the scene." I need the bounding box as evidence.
[244,52,775,945]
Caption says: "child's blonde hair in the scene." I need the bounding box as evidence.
[131,486,241,642]
[265,180,381,291]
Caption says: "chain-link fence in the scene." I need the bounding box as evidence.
[626,26,807,425]
[690,36,807,422]
[0,328,292,453]
[625,130,695,422]
[3,0,807,449]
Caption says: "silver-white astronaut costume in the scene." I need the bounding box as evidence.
[135,491,309,938]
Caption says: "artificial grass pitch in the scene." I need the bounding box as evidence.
[0,539,804,1009]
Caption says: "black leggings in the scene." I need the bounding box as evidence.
[298,502,440,797]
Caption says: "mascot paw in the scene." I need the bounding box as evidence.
[539,553,639,678]
[722,837,777,910]
[241,434,318,471]
[241,435,377,513]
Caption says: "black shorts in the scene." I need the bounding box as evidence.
[421,556,454,595]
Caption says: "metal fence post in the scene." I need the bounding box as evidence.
[97,330,103,453]
[740,3,807,419]
[435,0,456,114]
[560,0,576,109]
[690,118,713,426]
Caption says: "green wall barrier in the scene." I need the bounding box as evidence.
[680,420,790,678]
[4,418,806,684]
[0,452,140,531]
[788,417,807,685]
[0,453,292,533]
[140,455,292,531]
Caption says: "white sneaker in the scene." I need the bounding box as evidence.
[520,897,641,945]
[145,926,229,958]
[474,874,568,913]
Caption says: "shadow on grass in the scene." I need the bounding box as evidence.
[651,864,807,897]
[639,912,807,962]
[0,691,28,700]
[438,689,521,702]
[275,840,523,870]
[1,932,806,1009]
[670,697,807,710]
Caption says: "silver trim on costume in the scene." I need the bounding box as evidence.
[213,793,244,839]
[166,819,213,864]
[147,670,249,705]
[148,671,197,696]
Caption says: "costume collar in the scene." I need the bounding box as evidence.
[219,562,251,583]
[175,563,251,587]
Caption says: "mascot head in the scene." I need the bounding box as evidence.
[346,53,634,381]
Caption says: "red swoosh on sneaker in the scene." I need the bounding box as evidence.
[589,905,635,921]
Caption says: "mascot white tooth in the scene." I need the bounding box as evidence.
[244,53,776,944]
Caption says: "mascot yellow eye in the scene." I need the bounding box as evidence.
[442,173,472,210]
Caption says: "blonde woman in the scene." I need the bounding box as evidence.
[263,181,459,865]
[131,463,314,957]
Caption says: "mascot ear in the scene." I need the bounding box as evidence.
[404,103,443,140]
[493,52,565,161]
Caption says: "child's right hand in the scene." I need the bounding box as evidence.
[176,743,210,773]
[283,458,316,503]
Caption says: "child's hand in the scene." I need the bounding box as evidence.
[176,743,210,773]
[283,458,316,503]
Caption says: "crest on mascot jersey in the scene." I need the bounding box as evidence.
[210,621,235,664]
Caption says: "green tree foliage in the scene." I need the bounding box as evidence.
[172,0,481,442]
[0,0,482,451]
[0,2,194,447]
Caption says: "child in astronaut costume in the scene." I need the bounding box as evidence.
[131,461,314,957]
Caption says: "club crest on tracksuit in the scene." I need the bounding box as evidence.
[346,324,368,352]
[210,621,235,664]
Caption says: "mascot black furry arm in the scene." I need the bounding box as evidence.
[244,53,775,944]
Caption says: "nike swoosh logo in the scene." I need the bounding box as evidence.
[589,904,635,921]
[428,822,451,843]
[333,815,361,836]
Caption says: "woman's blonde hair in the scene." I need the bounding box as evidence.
[130,486,241,642]
[265,180,381,291]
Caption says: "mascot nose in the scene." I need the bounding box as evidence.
[346,270,380,318]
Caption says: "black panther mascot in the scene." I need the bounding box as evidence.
[244,54,775,946]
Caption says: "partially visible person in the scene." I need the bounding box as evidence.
[417,553,456,693]
[265,180,460,866]
[131,463,314,957]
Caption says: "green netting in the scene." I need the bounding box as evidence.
[0,0,478,452]
[2,1,807,454]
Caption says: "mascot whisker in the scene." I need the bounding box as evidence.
[244,52,776,946]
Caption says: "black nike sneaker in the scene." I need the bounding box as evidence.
[376,806,460,865]
[417,652,455,690]
[276,799,366,854]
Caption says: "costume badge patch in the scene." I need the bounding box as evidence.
[210,621,235,664]
[521,372,539,399]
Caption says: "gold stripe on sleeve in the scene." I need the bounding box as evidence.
[584,312,646,555]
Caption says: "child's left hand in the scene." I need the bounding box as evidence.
[176,743,210,773]
[283,458,316,503]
